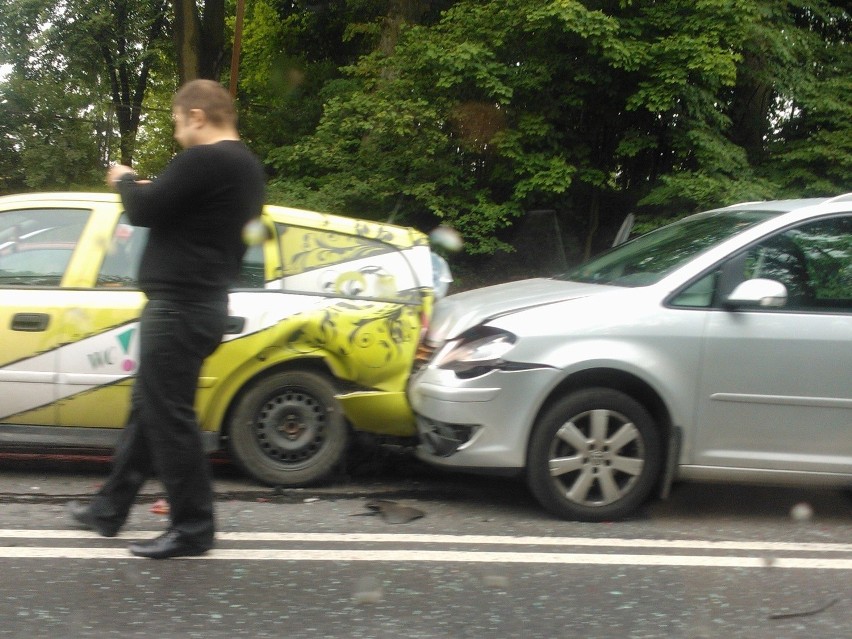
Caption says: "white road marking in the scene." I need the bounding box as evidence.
[0,530,850,568]
[0,546,849,568]
[0,530,849,553]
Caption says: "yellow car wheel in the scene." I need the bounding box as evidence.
[228,370,349,486]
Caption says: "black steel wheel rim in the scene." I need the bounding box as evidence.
[252,388,328,464]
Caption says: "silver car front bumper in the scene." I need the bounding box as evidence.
[408,364,562,470]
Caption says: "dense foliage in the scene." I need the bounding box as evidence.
[1,0,849,261]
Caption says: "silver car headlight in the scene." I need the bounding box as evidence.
[433,328,517,377]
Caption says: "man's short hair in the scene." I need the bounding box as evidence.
[172,80,237,127]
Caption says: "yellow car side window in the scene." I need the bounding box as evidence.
[0,208,90,287]
[96,218,147,288]
[278,223,414,302]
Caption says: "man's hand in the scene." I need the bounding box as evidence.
[106,165,138,190]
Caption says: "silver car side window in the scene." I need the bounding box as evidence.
[744,215,851,312]
[670,272,717,307]
[671,214,852,312]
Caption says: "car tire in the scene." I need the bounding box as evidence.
[228,370,349,486]
[527,387,662,522]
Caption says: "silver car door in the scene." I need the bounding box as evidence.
[694,214,852,474]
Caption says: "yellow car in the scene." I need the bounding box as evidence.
[0,192,449,485]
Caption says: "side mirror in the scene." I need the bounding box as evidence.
[725,278,788,309]
[431,253,453,299]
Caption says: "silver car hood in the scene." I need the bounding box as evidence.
[427,278,609,342]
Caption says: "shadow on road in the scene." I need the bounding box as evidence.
[0,443,848,524]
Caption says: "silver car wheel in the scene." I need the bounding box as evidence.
[527,387,662,521]
[548,409,645,507]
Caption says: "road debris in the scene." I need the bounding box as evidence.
[149,498,169,515]
[352,575,384,604]
[352,499,425,524]
[769,596,840,620]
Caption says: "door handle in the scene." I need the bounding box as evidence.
[11,313,51,332]
[224,316,246,334]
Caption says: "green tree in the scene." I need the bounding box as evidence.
[234,1,454,175]
[649,0,851,207]
[1,0,847,253]
[62,0,171,165]
[0,0,172,180]
[758,1,851,195]
[268,1,756,254]
[267,0,849,257]
[0,79,26,192]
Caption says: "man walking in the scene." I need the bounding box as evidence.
[67,79,266,559]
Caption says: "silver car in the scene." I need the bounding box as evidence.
[408,195,852,521]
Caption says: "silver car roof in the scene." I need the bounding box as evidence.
[717,197,831,212]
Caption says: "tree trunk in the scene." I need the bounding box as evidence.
[379,0,429,55]
[172,0,226,83]
[729,50,774,164]
[102,2,168,166]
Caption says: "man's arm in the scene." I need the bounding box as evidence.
[105,153,203,228]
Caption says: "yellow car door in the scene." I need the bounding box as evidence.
[56,206,147,429]
[0,202,94,427]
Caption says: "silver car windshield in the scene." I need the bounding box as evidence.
[558,210,781,287]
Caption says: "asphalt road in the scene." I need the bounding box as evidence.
[0,449,849,638]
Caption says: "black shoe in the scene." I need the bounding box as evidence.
[129,530,212,560]
[66,500,120,538]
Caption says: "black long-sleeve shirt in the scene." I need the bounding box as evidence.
[117,140,266,301]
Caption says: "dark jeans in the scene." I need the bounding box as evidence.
[88,298,228,544]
